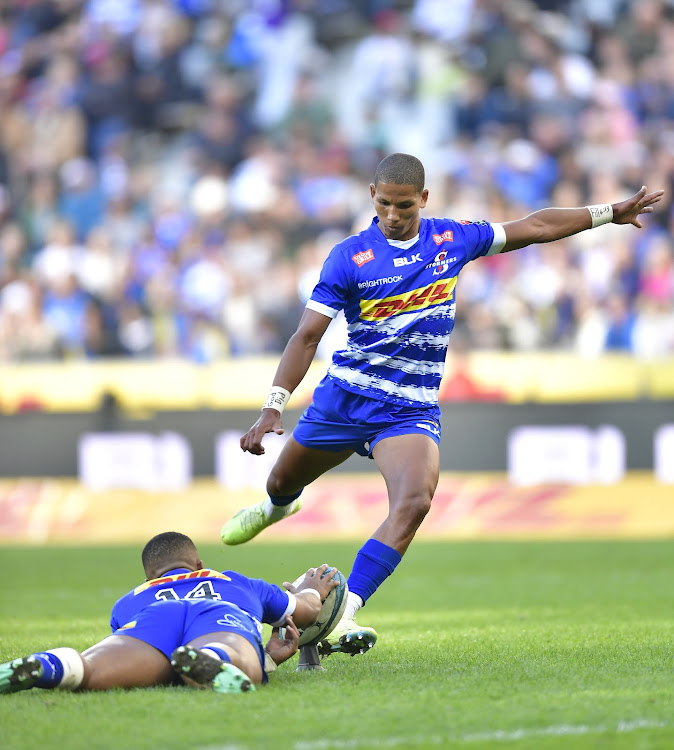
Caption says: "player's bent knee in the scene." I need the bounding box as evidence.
[394,493,432,528]
[266,472,301,498]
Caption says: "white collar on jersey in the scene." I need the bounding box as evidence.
[386,234,419,250]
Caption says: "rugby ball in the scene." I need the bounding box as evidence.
[293,567,348,647]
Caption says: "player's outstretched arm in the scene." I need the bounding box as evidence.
[500,186,664,253]
[240,309,332,455]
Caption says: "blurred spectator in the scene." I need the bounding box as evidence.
[0,279,60,361]
[19,171,62,253]
[0,0,672,366]
[604,292,636,351]
[41,273,89,354]
[1,59,85,175]
[32,218,82,289]
[58,157,105,240]
[82,297,126,358]
[77,226,126,300]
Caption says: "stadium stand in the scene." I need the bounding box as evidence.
[0,0,672,367]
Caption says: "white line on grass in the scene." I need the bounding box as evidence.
[293,718,668,749]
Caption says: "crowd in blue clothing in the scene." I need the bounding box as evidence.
[0,0,672,362]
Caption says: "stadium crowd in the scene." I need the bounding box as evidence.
[0,0,673,363]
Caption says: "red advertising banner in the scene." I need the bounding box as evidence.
[1,473,672,545]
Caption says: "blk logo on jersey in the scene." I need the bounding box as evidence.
[426,250,457,276]
[359,277,457,320]
[393,252,422,267]
[432,230,454,245]
[352,249,374,266]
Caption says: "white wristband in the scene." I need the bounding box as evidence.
[263,651,277,673]
[262,386,291,413]
[587,204,613,228]
[300,588,322,600]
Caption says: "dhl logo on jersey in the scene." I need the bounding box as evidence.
[359,277,457,320]
[134,568,231,595]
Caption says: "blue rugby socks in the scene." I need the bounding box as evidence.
[268,490,302,507]
[33,648,84,690]
[347,538,402,605]
[265,490,303,519]
[33,651,63,688]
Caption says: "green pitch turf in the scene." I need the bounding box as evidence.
[1,539,674,750]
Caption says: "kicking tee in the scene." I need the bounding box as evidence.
[307,216,506,407]
[110,568,295,634]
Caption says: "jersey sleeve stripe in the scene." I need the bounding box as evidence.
[306,299,340,318]
[487,223,506,255]
[269,592,296,627]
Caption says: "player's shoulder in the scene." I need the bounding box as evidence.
[323,227,378,274]
[221,569,246,583]
[423,216,490,231]
[332,228,373,255]
[423,216,493,242]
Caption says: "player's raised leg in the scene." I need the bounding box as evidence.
[324,433,439,654]
[221,437,353,545]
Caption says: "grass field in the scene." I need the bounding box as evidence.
[1,539,674,750]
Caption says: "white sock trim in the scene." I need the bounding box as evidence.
[49,647,84,691]
[344,592,364,620]
[200,647,226,661]
[264,499,297,520]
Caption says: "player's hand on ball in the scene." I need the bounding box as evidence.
[284,563,339,602]
[286,566,349,646]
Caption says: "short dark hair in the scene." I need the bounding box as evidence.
[374,153,425,193]
[141,531,196,573]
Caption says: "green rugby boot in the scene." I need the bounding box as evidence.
[317,617,377,657]
[0,656,43,694]
[170,646,256,694]
[220,498,302,545]
[212,664,256,694]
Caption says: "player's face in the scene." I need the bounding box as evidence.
[370,182,428,241]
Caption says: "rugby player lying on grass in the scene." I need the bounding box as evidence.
[0,531,337,695]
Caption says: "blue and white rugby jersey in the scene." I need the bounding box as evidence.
[307,216,506,407]
[110,568,294,632]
